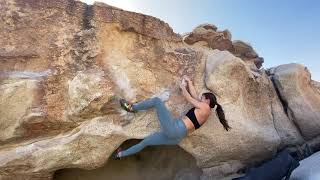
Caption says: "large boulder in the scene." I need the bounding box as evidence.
[0,0,315,179]
[183,25,264,69]
[184,24,233,52]
[0,78,40,142]
[269,64,320,140]
[183,50,303,179]
[231,40,264,69]
[181,49,280,178]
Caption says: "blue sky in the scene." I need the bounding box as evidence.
[81,0,320,81]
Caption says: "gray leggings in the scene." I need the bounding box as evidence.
[120,97,188,157]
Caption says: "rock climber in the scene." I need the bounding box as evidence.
[114,75,231,159]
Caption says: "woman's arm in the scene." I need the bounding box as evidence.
[180,83,204,109]
[183,76,199,100]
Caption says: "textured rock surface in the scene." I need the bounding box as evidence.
[183,25,264,70]
[0,79,39,142]
[0,0,319,180]
[231,40,264,70]
[184,24,232,51]
[269,64,320,140]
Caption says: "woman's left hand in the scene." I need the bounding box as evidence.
[183,75,191,82]
[179,81,186,90]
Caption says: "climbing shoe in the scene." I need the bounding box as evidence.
[120,99,136,113]
[113,147,122,160]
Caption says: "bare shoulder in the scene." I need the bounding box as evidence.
[196,103,211,112]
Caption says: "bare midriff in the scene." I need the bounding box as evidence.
[182,116,196,133]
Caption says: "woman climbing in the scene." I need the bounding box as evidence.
[114,75,231,159]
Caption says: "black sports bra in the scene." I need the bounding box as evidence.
[186,107,201,129]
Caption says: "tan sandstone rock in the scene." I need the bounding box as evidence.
[231,40,264,69]
[0,0,316,179]
[270,64,320,140]
[183,25,264,70]
[184,24,233,52]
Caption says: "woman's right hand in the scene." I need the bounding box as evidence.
[180,78,187,89]
[179,81,186,91]
[183,75,191,82]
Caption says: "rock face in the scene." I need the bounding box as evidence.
[183,24,264,70]
[231,40,264,70]
[269,64,320,140]
[184,24,233,52]
[0,0,319,180]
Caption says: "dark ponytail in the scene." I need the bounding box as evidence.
[215,103,231,131]
[202,92,231,131]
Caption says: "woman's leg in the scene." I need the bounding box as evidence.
[119,131,181,158]
[132,97,176,137]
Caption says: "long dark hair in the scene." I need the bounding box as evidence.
[202,92,231,131]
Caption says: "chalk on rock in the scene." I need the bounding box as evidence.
[152,89,171,102]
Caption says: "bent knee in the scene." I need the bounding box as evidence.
[152,97,162,105]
